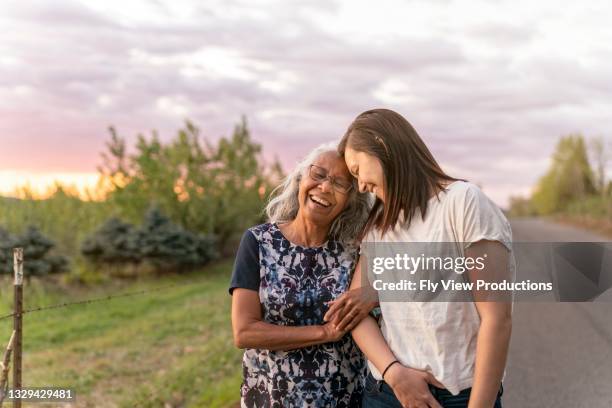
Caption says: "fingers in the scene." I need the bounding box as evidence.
[400,398,436,408]
[343,315,362,332]
[331,300,358,327]
[407,395,440,408]
[425,373,445,389]
[335,308,357,331]
[422,374,443,408]
[332,296,361,328]
[326,303,346,326]
[337,307,368,331]
[425,395,442,408]
[323,296,346,322]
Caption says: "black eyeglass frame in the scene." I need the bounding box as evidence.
[307,164,355,194]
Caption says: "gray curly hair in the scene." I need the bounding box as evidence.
[264,142,372,245]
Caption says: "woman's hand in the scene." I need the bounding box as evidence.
[323,286,378,331]
[320,322,347,343]
[233,288,347,351]
[385,363,445,408]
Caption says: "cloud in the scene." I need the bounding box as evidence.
[1,0,612,206]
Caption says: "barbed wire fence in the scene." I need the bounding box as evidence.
[0,247,216,406]
[0,281,195,322]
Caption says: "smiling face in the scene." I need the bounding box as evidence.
[344,147,385,202]
[297,151,352,226]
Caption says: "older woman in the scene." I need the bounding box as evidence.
[229,143,374,407]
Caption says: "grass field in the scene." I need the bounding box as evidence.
[0,259,242,408]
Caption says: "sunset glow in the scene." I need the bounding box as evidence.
[0,170,103,200]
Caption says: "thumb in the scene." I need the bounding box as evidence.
[426,373,445,389]
[428,397,443,408]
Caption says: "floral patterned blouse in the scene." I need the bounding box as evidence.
[229,223,365,407]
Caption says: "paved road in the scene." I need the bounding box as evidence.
[505,218,612,408]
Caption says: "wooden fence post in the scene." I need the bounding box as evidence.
[0,330,16,404]
[13,248,23,408]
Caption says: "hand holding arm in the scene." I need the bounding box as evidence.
[231,288,345,351]
[324,257,379,331]
[348,256,443,408]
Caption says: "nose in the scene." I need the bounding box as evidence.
[318,179,333,193]
[358,179,368,193]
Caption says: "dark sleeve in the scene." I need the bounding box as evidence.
[228,229,260,295]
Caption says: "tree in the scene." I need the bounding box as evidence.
[588,136,610,197]
[532,134,596,214]
[0,226,68,276]
[81,207,217,275]
[81,217,140,264]
[137,206,217,272]
[0,227,17,274]
[508,195,536,217]
[98,118,282,252]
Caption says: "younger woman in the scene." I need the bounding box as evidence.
[326,109,513,408]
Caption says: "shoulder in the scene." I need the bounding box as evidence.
[443,181,492,208]
[444,181,510,225]
[450,182,512,235]
[236,223,274,254]
[244,223,274,241]
[444,180,479,198]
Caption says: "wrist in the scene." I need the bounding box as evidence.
[383,362,403,386]
[317,325,329,342]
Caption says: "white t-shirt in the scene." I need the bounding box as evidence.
[363,180,515,395]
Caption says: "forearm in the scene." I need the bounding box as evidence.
[235,320,327,351]
[351,315,397,375]
[468,317,512,408]
[362,283,380,309]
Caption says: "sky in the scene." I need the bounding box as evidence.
[1,0,612,206]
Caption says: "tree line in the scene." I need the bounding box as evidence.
[0,118,283,279]
[509,134,611,218]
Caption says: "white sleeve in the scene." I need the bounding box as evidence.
[458,184,513,251]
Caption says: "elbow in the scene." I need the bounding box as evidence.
[232,316,263,349]
[233,328,248,349]
[233,323,259,349]
[233,335,243,349]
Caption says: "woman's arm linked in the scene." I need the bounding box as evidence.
[231,288,345,351]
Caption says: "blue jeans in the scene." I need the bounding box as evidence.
[362,372,503,408]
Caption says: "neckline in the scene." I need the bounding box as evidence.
[273,222,329,250]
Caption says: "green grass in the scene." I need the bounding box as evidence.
[0,260,242,407]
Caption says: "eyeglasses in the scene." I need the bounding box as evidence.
[308,164,354,194]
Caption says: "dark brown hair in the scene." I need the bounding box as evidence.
[338,108,463,238]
